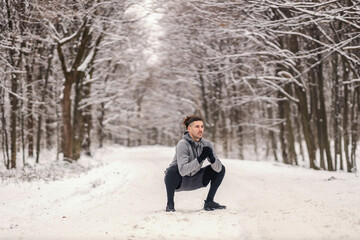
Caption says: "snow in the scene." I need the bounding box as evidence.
[1,145,360,240]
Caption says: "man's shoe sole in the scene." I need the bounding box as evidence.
[204,206,226,211]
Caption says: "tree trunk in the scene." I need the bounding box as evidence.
[25,62,34,158]
[294,85,318,170]
[267,104,278,161]
[284,84,297,165]
[308,63,318,149]
[98,102,105,148]
[221,110,228,158]
[0,81,10,169]
[314,60,325,169]
[82,79,92,156]
[317,55,333,171]
[286,27,318,169]
[332,54,341,170]
[342,60,351,172]
[20,82,25,167]
[57,23,91,162]
[72,72,85,160]
[10,72,18,169]
[62,78,74,161]
[350,86,359,172]
[278,95,288,164]
[72,33,101,158]
[295,110,305,162]
[9,37,20,169]
[36,46,54,163]
[308,63,324,167]
[237,124,244,159]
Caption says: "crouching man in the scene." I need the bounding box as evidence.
[164,115,226,212]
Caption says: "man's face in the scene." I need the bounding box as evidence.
[188,120,204,141]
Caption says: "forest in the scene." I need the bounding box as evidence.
[1,0,359,172]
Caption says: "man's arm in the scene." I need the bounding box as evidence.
[176,141,200,177]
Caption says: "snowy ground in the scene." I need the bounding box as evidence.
[1,145,360,240]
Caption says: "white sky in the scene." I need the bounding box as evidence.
[125,0,164,67]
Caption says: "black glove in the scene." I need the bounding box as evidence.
[207,148,216,164]
[198,146,212,163]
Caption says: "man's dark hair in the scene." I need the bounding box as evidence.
[183,115,203,128]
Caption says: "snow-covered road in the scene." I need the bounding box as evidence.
[1,146,360,240]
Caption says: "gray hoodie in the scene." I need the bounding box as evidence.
[168,131,223,177]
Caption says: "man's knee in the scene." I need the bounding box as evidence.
[165,165,179,176]
[165,165,181,184]
[220,164,226,175]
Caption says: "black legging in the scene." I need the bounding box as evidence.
[164,164,226,205]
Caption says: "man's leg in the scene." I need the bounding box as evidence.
[164,165,182,211]
[202,164,226,210]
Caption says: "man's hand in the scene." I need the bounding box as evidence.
[198,146,216,164]
[198,146,211,163]
[207,147,216,164]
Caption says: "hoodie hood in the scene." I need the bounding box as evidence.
[183,131,203,147]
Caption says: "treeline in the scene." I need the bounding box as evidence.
[1,0,360,172]
[0,0,165,169]
[159,0,360,172]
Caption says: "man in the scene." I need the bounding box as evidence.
[164,115,226,212]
